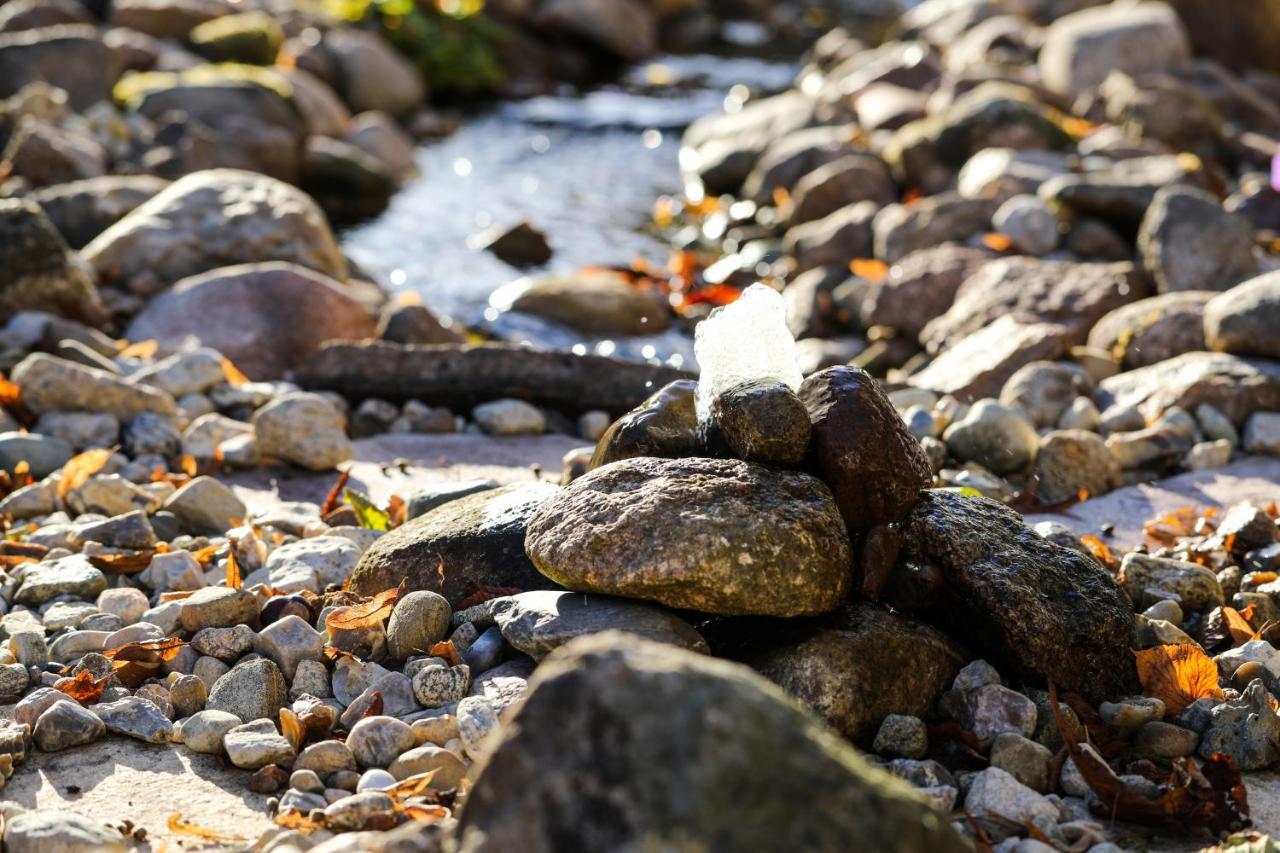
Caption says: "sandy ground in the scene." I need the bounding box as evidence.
[4,435,1279,850]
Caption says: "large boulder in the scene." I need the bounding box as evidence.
[1137,186,1258,294]
[750,601,966,742]
[455,634,969,853]
[125,262,377,380]
[349,483,562,606]
[0,197,103,323]
[897,491,1138,702]
[1087,291,1214,369]
[82,169,346,288]
[1038,1,1191,95]
[1097,351,1280,423]
[525,457,852,617]
[1204,271,1280,360]
[921,257,1149,353]
[798,366,931,533]
[0,25,121,110]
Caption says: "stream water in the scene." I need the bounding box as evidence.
[341,53,798,365]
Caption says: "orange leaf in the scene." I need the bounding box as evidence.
[1223,605,1258,647]
[0,555,37,569]
[384,770,440,800]
[0,375,20,409]
[1134,644,1225,716]
[280,707,304,751]
[119,339,158,360]
[190,544,220,566]
[396,803,451,823]
[55,669,108,705]
[87,550,157,575]
[166,814,244,843]
[1080,535,1116,568]
[225,547,242,590]
[982,232,1013,252]
[104,637,188,687]
[387,494,406,530]
[325,580,406,631]
[178,454,198,477]
[321,469,351,517]
[57,448,113,499]
[848,258,888,283]
[222,357,251,386]
[274,810,325,832]
[429,640,464,668]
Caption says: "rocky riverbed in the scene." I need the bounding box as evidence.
[5,0,1280,851]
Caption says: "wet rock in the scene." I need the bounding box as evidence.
[302,136,396,220]
[1039,154,1205,228]
[1116,356,1279,434]
[11,354,175,419]
[526,457,851,617]
[489,590,707,661]
[1138,186,1257,294]
[163,475,246,535]
[1038,1,1191,94]
[922,258,1147,354]
[225,718,296,770]
[347,715,416,769]
[207,658,287,722]
[0,198,102,322]
[1087,291,1214,370]
[33,699,104,751]
[590,379,699,469]
[350,482,560,607]
[957,147,1072,205]
[799,366,931,533]
[490,271,669,336]
[92,696,172,743]
[1199,680,1280,770]
[744,124,861,205]
[2,809,126,853]
[456,634,968,852]
[873,194,996,264]
[751,601,964,742]
[82,169,346,287]
[943,400,1040,476]
[386,591,452,661]
[909,316,1071,401]
[1205,271,1280,360]
[1119,553,1223,610]
[253,392,352,471]
[189,10,283,65]
[898,491,1136,702]
[376,302,465,346]
[680,91,817,196]
[473,398,545,436]
[708,379,810,466]
[859,246,991,340]
[15,554,106,605]
[1033,429,1122,505]
[33,173,168,249]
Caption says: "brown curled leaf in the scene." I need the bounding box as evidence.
[1134,644,1225,716]
[57,448,112,499]
[225,547,242,590]
[325,580,406,631]
[167,813,244,842]
[55,669,109,705]
[428,640,464,668]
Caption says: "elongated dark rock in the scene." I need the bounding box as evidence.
[296,341,694,416]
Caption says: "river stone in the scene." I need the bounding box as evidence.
[708,379,811,466]
[1138,186,1258,294]
[0,196,104,322]
[1038,1,1191,94]
[163,475,246,534]
[324,26,424,116]
[799,366,931,534]
[387,744,466,787]
[750,601,965,742]
[1118,553,1223,611]
[590,379,700,469]
[224,718,296,770]
[455,633,968,853]
[490,272,670,336]
[81,168,346,287]
[179,587,258,632]
[1204,271,1280,360]
[525,457,852,617]
[2,809,126,853]
[15,554,106,605]
[206,658,287,722]
[0,431,73,478]
[488,590,708,661]
[998,361,1093,430]
[873,194,997,264]
[175,708,239,753]
[944,400,1040,476]
[897,490,1137,702]
[33,174,167,249]
[0,25,119,110]
[92,696,172,743]
[1199,679,1280,770]
[10,353,175,418]
[411,663,471,708]
[252,391,352,471]
[295,740,357,776]
[1033,429,1121,505]
[349,482,560,606]
[861,246,992,339]
[33,699,104,751]
[1087,291,1214,369]
[255,614,324,680]
[386,590,452,660]
[1096,352,1280,424]
[347,715,416,769]
[908,316,1071,401]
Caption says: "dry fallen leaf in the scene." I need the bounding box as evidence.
[87,550,157,575]
[385,770,440,800]
[55,669,108,705]
[119,339,158,360]
[273,810,325,833]
[848,258,888,283]
[325,580,406,632]
[225,548,242,590]
[280,707,304,752]
[1080,535,1116,568]
[104,638,188,687]
[57,448,113,499]
[1135,644,1225,716]
[166,813,244,843]
[222,356,251,386]
[981,232,1013,252]
[429,640,464,668]
[321,469,351,517]
[1224,605,1259,647]
[0,375,20,409]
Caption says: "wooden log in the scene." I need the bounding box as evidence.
[295,341,695,416]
